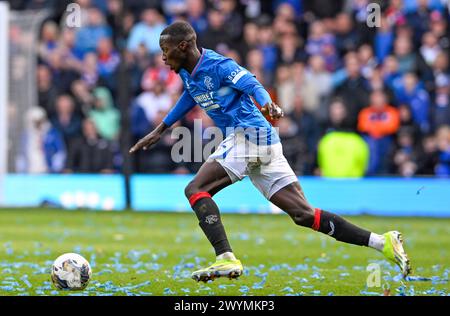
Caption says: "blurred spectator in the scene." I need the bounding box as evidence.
[435,125,450,176]
[51,94,83,147]
[302,55,332,118]
[395,72,431,134]
[374,15,394,64]
[429,10,450,51]
[358,90,400,174]
[45,47,79,94]
[277,23,304,65]
[245,48,266,85]
[420,32,443,67]
[141,52,182,94]
[406,0,433,46]
[97,37,120,76]
[417,133,439,175]
[432,73,450,128]
[219,0,243,41]
[304,0,344,19]
[305,20,335,58]
[96,37,120,90]
[393,35,432,81]
[288,95,319,174]
[333,52,370,129]
[322,98,354,133]
[385,0,406,27]
[80,52,99,88]
[318,131,369,178]
[17,107,66,174]
[274,64,295,114]
[198,7,230,53]
[277,115,307,175]
[333,12,360,56]
[236,21,259,62]
[398,104,422,140]
[70,79,94,117]
[64,119,115,173]
[358,44,378,79]
[367,68,396,106]
[88,87,121,141]
[186,0,208,35]
[134,110,180,173]
[388,127,421,177]
[135,74,173,129]
[273,2,298,36]
[257,18,278,83]
[74,7,113,57]
[38,20,59,62]
[105,0,126,43]
[57,28,83,67]
[37,64,58,118]
[127,8,166,54]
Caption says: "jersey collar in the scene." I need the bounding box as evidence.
[190,48,205,77]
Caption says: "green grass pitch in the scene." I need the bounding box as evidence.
[0,208,449,296]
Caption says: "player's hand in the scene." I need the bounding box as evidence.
[262,102,284,120]
[129,131,161,154]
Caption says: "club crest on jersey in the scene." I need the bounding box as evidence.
[204,76,214,90]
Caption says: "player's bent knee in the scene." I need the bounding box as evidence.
[184,181,198,199]
[184,181,208,200]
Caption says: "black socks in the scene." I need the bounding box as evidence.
[190,193,232,256]
[313,209,371,246]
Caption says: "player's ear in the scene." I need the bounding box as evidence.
[178,40,188,51]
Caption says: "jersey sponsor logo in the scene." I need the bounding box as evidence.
[203,104,220,111]
[204,76,214,90]
[193,92,214,103]
[227,68,248,84]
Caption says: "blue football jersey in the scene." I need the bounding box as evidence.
[163,48,280,144]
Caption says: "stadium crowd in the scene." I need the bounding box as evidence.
[6,0,450,177]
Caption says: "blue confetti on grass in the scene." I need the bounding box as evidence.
[0,286,14,291]
[423,288,437,295]
[239,286,250,293]
[163,288,176,295]
[20,275,32,288]
[360,290,381,296]
[282,287,294,293]
[97,269,113,275]
[393,274,403,282]
[237,233,250,241]
[310,272,324,280]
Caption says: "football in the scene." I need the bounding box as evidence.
[51,253,92,290]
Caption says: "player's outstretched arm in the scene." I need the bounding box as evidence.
[129,122,167,153]
[129,91,196,154]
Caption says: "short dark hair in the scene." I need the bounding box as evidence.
[160,21,196,44]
